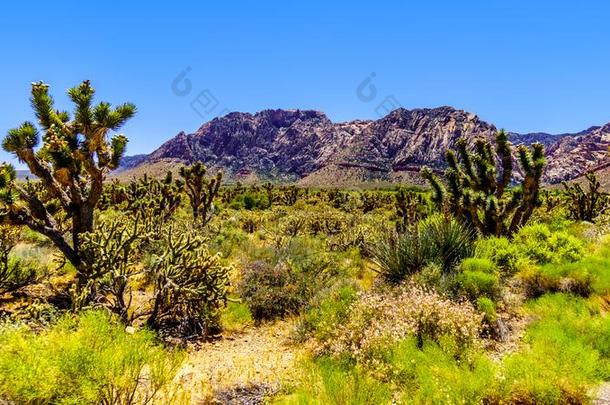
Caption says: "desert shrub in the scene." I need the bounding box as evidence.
[387,337,497,403]
[454,270,501,301]
[0,311,182,404]
[474,236,521,273]
[229,191,270,210]
[370,229,427,282]
[315,284,483,365]
[512,223,584,264]
[238,261,308,321]
[371,215,473,282]
[460,257,497,274]
[498,294,610,403]
[238,237,336,322]
[276,357,392,405]
[476,224,584,274]
[296,281,360,342]
[476,297,497,324]
[519,263,593,298]
[0,224,36,294]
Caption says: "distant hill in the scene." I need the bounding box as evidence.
[117,106,610,185]
[118,107,499,185]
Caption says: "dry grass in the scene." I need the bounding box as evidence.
[174,318,302,403]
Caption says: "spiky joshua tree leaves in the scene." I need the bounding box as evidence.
[0,81,135,284]
[421,131,545,236]
[178,161,222,225]
[562,171,610,222]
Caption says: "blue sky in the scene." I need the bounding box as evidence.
[1,1,610,166]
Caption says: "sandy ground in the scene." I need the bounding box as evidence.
[174,320,301,404]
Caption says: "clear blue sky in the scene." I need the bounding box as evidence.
[1,1,610,166]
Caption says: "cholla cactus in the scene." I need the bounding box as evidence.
[123,173,182,231]
[395,188,428,232]
[178,161,222,225]
[562,171,610,222]
[0,81,135,283]
[421,131,545,236]
[146,228,230,336]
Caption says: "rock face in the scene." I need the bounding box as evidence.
[131,107,497,183]
[123,107,610,184]
[544,124,610,182]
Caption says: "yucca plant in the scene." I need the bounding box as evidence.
[371,215,473,283]
[419,215,475,273]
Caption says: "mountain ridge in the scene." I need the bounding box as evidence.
[118,107,610,185]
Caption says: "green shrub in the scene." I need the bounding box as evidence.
[476,224,584,274]
[388,337,497,403]
[371,215,473,283]
[0,224,36,294]
[498,294,609,403]
[519,263,593,298]
[455,270,501,301]
[474,236,520,273]
[238,261,310,321]
[276,357,392,405]
[297,281,359,342]
[0,311,182,404]
[512,223,584,265]
[476,297,497,324]
[460,257,497,275]
[419,215,474,272]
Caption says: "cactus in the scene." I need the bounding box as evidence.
[395,188,429,232]
[178,161,222,226]
[80,216,148,319]
[0,81,135,285]
[421,131,545,236]
[146,227,230,337]
[280,185,299,206]
[122,173,182,232]
[262,182,275,206]
[562,172,610,222]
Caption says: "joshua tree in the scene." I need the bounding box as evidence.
[0,81,135,284]
[421,130,545,236]
[563,171,610,222]
[178,161,222,225]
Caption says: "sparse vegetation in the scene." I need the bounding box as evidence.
[3,85,610,404]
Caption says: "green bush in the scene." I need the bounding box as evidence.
[238,238,335,322]
[460,257,497,275]
[388,337,497,403]
[498,294,610,403]
[276,357,392,405]
[296,281,359,342]
[455,270,501,301]
[238,261,308,321]
[474,236,520,273]
[476,297,497,324]
[371,215,473,283]
[476,224,584,274]
[519,263,593,298]
[512,223,584,264]
[0,311,182,404]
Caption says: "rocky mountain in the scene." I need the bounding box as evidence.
[124,107,498,184]
[119,107,610,185]
[509,126,599,147]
